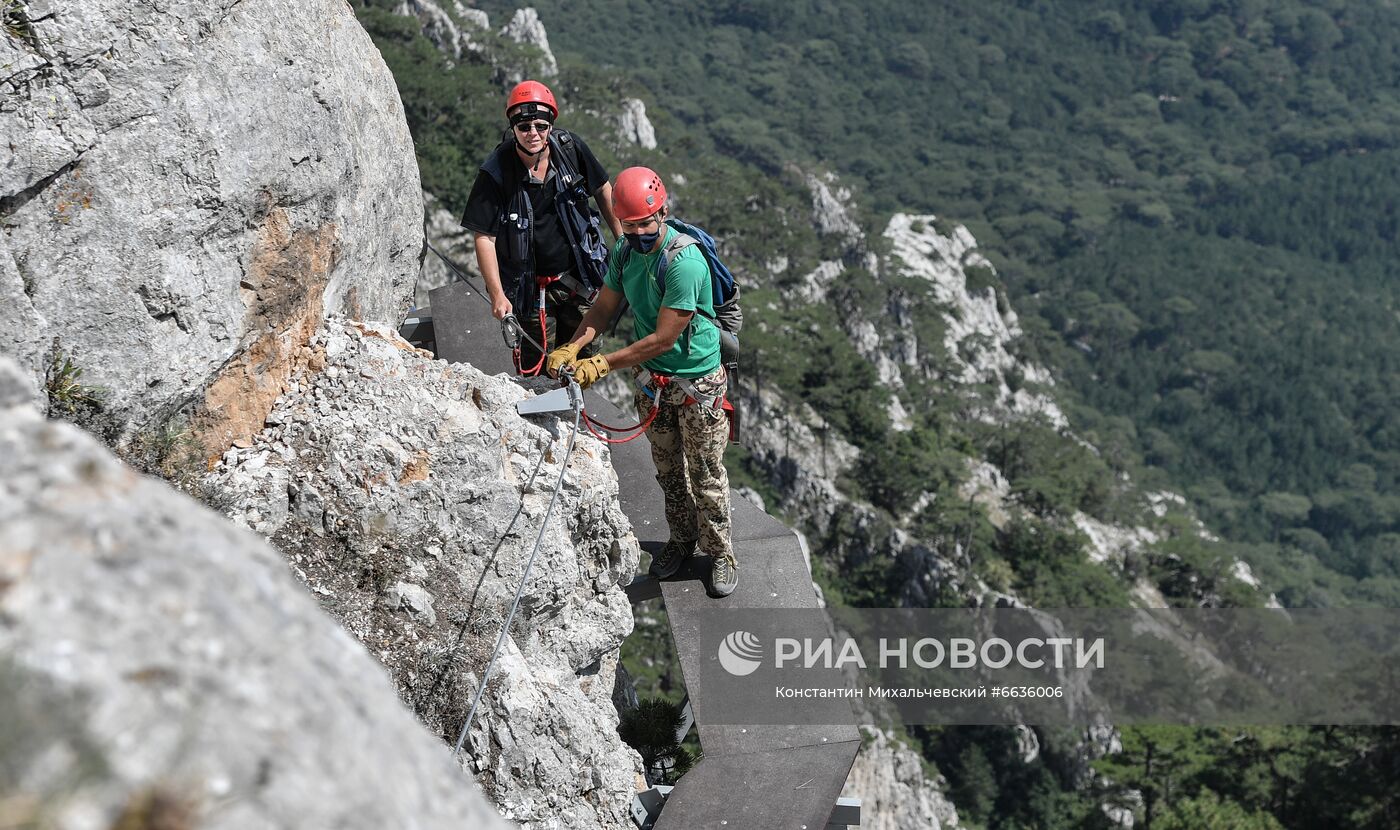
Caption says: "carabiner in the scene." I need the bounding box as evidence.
[500,313,523,349]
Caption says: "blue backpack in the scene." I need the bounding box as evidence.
[621,217,744,340]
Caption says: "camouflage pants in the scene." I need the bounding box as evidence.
[634,366,733,565]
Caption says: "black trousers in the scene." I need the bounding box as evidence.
[516,285,599,373]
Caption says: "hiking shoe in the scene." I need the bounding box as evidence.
[648,539,696,580]
[708,555,738,598]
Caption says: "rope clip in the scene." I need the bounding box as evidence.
[500,314,523,349]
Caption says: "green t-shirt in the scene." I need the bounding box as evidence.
[604,227,721,377]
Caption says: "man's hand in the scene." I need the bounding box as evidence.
[490,293,513,320]
[572,355,610,390]
[546,342,581,378]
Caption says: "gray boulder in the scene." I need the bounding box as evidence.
[0,0,422,455]
[204,319,646,829]
[0,356,40,414]
[0,383,511,829]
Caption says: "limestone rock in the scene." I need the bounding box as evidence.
[1,0,423,452]
[500,8,558,78]
[843,727,960,830]
[456,3,491,30]
[0,406,510,829]
[395,0,492,60]
[385,581,438,626]
[1073,511,1159,566]
[0,249,48,404]
[0,356,40,415]
[616,98,657,149]
[960,460,1013,530]
[883,213,1066,427]
[397,0,465,59]
[1015,723,1041,763]
[807,171,863,246]
[205,319,645,829]
[795,260,845,305]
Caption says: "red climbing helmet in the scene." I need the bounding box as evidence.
[506,80,557,120]
[613,167,668,221]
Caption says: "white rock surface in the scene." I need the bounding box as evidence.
[884,214,1066,428]
[616,98,657,149]
[0,354,41,414]
[204,320,645,830]
[807,171,862,246]
[457,2,491,29]
[1015,723,1042,763]
[1,0,423,451]
[396,0,466,59]
[500,8,558,78]
[395,0,491,59]
[1073,511,1159,565]
[0,381,510,830]
[795,259,845,305]
[960,460,1013,529]
[843,727,960,830]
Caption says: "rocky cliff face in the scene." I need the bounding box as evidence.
[844,728,961,830]
[0,358,509,830]
[738,171,1286,826]
[500,7,558,79]
[1,0,422,455]
[4,3,650,827]
[203,320,645,830]
[882,214,1066,427]
[395,0,490,61]
[616,98,658,150]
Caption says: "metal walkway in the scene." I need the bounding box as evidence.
[428,282,862,829]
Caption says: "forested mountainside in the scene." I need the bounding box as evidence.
[473,0,1400,608]
[351,1,1400,827]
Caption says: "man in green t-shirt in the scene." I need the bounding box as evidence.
[545,167,736,598]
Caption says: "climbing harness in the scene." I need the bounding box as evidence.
[633,369,739,444]
[453,377,584,758]
[571,369,739,445]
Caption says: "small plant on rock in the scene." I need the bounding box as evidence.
[45,347,104,419]
[128,417,207,489]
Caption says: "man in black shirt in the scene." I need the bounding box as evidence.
[459,80,622,374]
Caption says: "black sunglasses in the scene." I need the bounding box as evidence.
[513,121,552,134]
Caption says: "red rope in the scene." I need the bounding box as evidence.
[582,405,658,444]
[517,307,549,376]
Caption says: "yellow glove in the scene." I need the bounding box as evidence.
[571,354,610,390]
[545,342,582,377]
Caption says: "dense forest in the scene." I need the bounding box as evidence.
[467,0,1400,609]
[352,1,1400,827]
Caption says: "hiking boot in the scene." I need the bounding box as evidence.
[708,555,738,598]
[648,539,696,580]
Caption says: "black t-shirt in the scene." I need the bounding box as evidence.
[460,132,609,277]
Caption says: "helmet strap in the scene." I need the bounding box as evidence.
[514,135,550,168]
